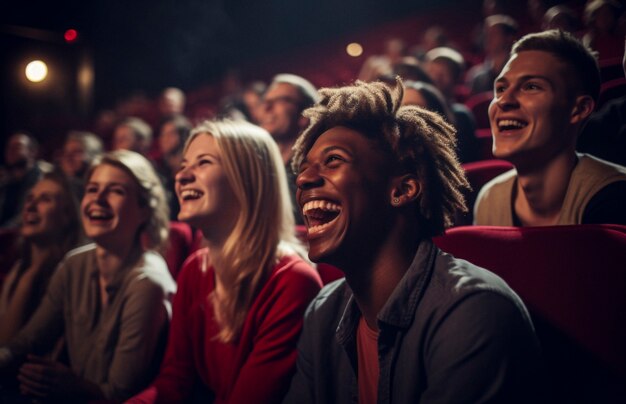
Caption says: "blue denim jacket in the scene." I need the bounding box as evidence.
[284,239,542,404]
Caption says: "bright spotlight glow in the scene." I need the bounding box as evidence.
[25,60,48,82]
[346,42,363,57]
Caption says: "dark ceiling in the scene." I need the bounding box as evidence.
[0,0,463,146]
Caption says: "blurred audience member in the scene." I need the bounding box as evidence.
[0,133,52,229]
[411,25,451,62]
[157,87,186,118]
[527,0,562,30]
[58,131,104,200]
[582,0,624,59]
[542,5,581,32]
[155,115,192,220]
[425,47,480,162]
[259,74,319,223]
[475,30,626,226]
[466,14,519,96]
[389,56,434,83]
[0,171,83,345]
[219,80,267,124]
[112,117,153,157]
[0,150,175,402]
[578,37,626,166]
[358,37,406,82]
[402,80,479,162]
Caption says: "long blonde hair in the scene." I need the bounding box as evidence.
[185,120,304,342]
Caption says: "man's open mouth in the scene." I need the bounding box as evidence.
[497,119,528,132]
[302,199,341,234]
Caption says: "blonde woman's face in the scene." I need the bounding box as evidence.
[175,134,239,236]
[81,164,147,250]
[21,179,68,242]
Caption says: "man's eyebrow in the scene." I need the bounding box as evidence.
[321,145,353,156]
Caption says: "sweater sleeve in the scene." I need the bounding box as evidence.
[226,260,322,404]
[99,275,172,400]
[6,261,66,358]
[136,257,201,404]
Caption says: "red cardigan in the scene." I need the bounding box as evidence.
[132,248,322,404]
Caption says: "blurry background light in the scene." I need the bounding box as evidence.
[25,60,48,82]
[346,42,363,57]
[64,29,78,43]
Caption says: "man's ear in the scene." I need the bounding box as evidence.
[389,174,421,207]
[570,95,594,124]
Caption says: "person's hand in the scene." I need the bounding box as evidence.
[17,355,79,398]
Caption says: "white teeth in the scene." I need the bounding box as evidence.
[180,189,203,199]
[89,211,111,219]
[302,200,341,215]
[498,119,527,129]
[308,222,334,234]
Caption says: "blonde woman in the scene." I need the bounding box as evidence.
[131,120,322,403]
[0,150,176,402]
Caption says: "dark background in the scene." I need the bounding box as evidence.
[1,0,463,135]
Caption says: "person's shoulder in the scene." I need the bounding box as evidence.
[579,153,626,175]
[60,243,97,271]
[475,168,517,206]
[272,255,322,286]
[64,243,96,260]
[127,250,176,294]
[304,278,349,318]
[173,247,212,286]
[432,251,529,317]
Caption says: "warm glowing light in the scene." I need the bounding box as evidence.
[64,29,78,42]
[346,42,363,57]
[25,60,48,82]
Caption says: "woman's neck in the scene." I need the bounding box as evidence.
[95,242,138,284]
[28,242,55,269]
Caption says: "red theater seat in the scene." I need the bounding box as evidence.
[464,91,493,130]
[434,224,626,402]
[165,221,196,280]
[598,77,626,110]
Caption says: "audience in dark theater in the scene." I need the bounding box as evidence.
[0,133,53,229]
[259,74,320,223]
[2,0,626,402]
[57,131,104,200]
[112,117,154,157]
[154,114,192,220]
[129,120,322,403]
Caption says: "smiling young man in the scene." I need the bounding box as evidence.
[474,29,626,226]
[283,78,541,403]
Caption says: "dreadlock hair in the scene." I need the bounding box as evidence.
[292,77,470,237]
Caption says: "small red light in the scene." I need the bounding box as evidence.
[64,29,78,42]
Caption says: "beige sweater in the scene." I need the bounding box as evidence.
[6,243,176,400]
[474,153,626,226]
